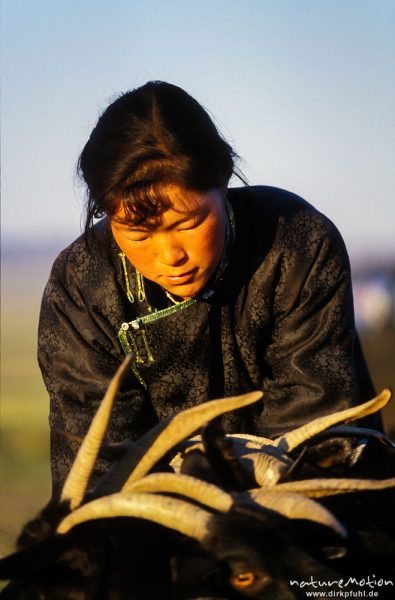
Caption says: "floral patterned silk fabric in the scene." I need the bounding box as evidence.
[38,186,381,497]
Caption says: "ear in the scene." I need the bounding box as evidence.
[16,501,70,549]
[0,529,102,587]
[0,536,70,581]
[202,419,255,491]
[292,437,365,475]
[180,448,221,486]
[285,518,348,563]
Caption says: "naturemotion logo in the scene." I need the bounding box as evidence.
[289,575,393,598]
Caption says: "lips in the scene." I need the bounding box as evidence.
[162,268,198,285]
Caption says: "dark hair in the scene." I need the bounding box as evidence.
[78,81,244,239]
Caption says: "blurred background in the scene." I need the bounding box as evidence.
[1,0,394,557]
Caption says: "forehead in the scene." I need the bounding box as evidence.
[114,185,218,229]
[161,185,205,214]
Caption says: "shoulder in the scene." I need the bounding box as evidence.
[229,185,334,227]
[44,219,117,306]
[228,185,346,259]
[52,219,111,272]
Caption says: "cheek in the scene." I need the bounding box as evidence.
[125,246,157,273]
[183,230,216,264]
[196,218,226,262]
[113,234,156,273]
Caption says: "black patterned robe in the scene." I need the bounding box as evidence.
[38,186,380,496]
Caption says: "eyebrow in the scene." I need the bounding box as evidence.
[167,211,203,229]
[121,207,204,232]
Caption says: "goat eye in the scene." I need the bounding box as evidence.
[230,571,256,588]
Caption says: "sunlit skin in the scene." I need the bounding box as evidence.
[111,185,227,299]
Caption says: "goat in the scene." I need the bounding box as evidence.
[1,356,395,599]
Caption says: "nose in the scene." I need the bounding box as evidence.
[156,234,188,267]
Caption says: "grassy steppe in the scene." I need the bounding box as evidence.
[1,257,51,557]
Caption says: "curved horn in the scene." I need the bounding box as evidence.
[267,476,395,498]
[274,389,391,453]
[57,492,212,542]
[95,391,263,495]
[296,425,395,448]
[123,473,233,512]
[170,432,273,451]
[228,433,273,448]
[238,451,292,487]
[246,489,347,538]
[61,354,132,509]
[127,392,263,484]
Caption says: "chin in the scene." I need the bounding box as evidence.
[167,281,205,300]
[163,268,216,299]
[168,288,198,300]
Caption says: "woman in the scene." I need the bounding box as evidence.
[38,81,380,497]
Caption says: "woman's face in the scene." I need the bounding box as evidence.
[111,185,227,299]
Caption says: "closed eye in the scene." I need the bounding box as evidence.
[178,213,207,231]
[126,231,150,242]
[129,237,149,243]
[178,223,197,231]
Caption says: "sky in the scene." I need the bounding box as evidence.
[1,0,394,263]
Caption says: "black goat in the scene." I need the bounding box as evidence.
[1,357,395,599]
[2,489,392,599]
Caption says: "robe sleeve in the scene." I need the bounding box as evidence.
[256,209,382,436]
[38,249,157,499]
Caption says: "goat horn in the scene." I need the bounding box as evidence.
[61,354,132,510]
[123,473,233,512]
[126,391,263,484]
[237,450,292,487]
[274,389,391,453]
[246,489,347,538]
[228,433,273,448]
[169,449,201,474]
[57,492,212,542]
[297,425,395,448]
[267,477,395,498]
[95,391,263,495]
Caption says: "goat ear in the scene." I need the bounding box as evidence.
[0,533,99,585]
[0,536,70,580]
[180,448,221,486]
[16,501,70,549]
[202,420,255,491]
[293,437,364,474]
[286,518,347,562]
[290,426,395,477]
